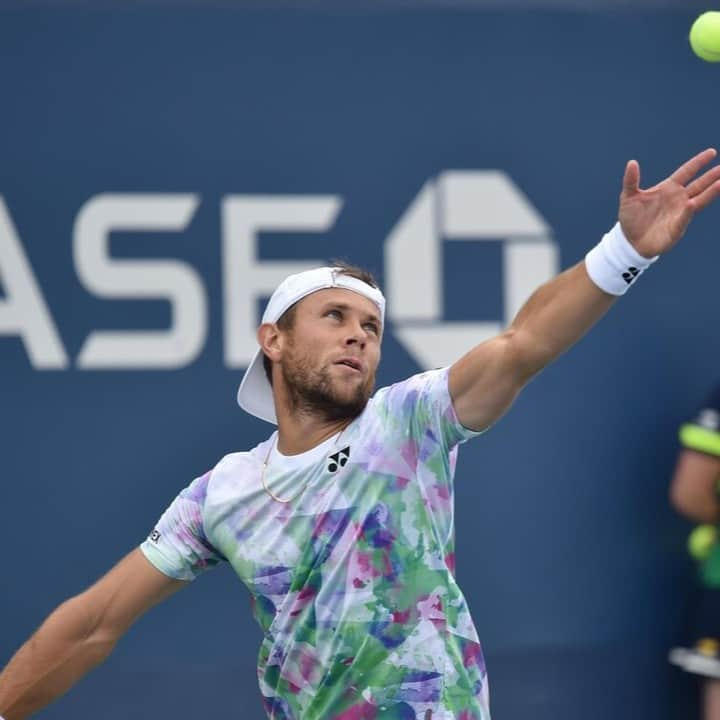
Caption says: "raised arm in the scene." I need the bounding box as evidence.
[450,148,720,431]
[0,549,186,720]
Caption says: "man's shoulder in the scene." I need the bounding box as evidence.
[207,439,269,487]
[370,367,449,406]
[214,440,268,473]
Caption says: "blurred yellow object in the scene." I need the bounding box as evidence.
[697,638,720,656]
[689,525,718,560]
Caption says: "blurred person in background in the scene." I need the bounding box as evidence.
[670,385,720,719]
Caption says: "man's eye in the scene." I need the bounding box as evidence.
[364,324,379,335]
[327,309,342,319]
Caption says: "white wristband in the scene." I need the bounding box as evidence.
[585,222,658,296]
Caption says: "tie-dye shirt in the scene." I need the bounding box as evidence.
[140,367,489,720]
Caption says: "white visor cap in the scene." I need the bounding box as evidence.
[237,267,386,424]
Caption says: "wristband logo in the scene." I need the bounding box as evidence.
[622,266,640,285]
[0,172,558,371]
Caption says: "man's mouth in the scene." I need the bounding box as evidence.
[335,358,363,373]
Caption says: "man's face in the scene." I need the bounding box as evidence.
[276,288,382,421]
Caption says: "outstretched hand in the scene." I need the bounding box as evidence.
[618,148,720,258]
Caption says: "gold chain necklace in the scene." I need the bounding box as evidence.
[261,428,346,504]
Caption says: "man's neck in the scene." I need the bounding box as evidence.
[275,414,350,456]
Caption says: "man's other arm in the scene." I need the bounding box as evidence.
[0,549,186,720]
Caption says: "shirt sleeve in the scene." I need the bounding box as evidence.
[680,385,720,458]
[140,470,226,581]
[377,366,484,451]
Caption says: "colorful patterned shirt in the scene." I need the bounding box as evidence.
[140,367,489,719]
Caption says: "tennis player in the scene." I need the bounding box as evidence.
[2,149,720,719]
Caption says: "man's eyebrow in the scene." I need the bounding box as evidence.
[321,301,382,327]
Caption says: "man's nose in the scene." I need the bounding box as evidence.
[345,322,366,347]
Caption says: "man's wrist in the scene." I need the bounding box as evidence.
[585,222,659,295]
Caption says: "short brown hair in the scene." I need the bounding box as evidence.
[262,261,380,386]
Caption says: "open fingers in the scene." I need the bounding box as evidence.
[686,163,720,198]
[689,179,720,212]
[670,148,717,186]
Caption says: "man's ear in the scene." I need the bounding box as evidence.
[258,323,282,362]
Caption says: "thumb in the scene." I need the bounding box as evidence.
[622,159,640,196]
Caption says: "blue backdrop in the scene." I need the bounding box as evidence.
[1,6,718,719]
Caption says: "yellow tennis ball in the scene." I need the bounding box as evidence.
[690,12,720,62]
[689,525,717,560]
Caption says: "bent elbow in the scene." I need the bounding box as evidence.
[82,629,119,665]
[670,482,718,523]
[503,328,551,384]
[669,479,686,514]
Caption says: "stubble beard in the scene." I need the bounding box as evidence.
[280,348,375,423]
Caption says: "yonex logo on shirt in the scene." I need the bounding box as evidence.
[327,446,350,473]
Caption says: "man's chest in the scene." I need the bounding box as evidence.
[205,448,445,601]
